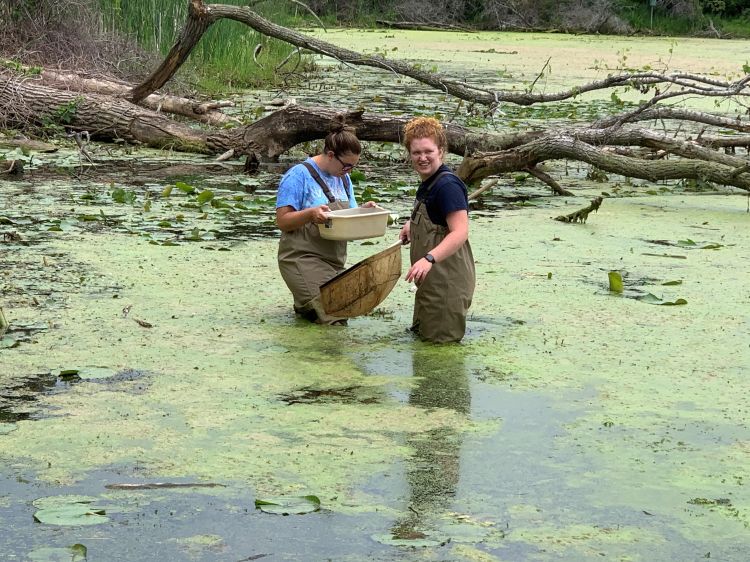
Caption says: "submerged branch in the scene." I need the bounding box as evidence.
[555,197,603,223]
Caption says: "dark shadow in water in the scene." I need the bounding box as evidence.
[0,372,58,423]
[390,347,470,542]
[278,385,382,406]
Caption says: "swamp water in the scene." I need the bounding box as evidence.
[1,30,750,562]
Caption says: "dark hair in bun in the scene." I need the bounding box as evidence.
[324,114,361,156]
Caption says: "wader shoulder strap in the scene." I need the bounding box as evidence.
[411,171,455,220]
[302,162,342,204]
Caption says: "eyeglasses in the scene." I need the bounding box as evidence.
[333,153,356,172]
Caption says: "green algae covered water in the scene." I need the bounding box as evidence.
[1,29,750,562]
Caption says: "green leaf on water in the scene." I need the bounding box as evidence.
[661,280,683,286]
[27,544,87,562]
[161,185,173,197]
[254,495,321,515]
[58,369,80,380]
[175,181,195,194]
[349,170,366,184]
[636,293,687,306]
[0,335,19,349]
[608,271,624,293]
[111,188,136,205]
[677,239,696,246]
[196,190,214,205]
[187,227,203,241]
[32,496,108,526]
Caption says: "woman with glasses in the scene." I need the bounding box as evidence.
[399,117,475,343]
[276,116,373,324]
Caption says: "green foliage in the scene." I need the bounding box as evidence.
[1,59,42,75]
[98,0,307,90]
[37,97,84,136]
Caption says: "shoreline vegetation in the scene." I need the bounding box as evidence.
[0,0,748,92]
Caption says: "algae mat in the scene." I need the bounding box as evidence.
[1,172,749,560]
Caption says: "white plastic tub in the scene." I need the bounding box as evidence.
[318,207,390,241]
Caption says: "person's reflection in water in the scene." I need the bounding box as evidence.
[390,346,471,542]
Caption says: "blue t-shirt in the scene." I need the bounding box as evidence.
[276,158,357,211]
[415,164,469,227]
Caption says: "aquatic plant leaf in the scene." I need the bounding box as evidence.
[677,239,696,246]
[0,335,19,349]
[349,170,366,183]
[27,544,87,562]
[635,293,687,306]
[58,369,81,381]
[32,496,108,526]
[161,185,173,197]
[197,190,214,205]
[176,182,195,194]
[661,280,683,286]
[254,495,321,515]
[608,271,623,293]
[111,188,136,205]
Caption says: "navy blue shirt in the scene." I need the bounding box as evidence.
[415,164,469,227]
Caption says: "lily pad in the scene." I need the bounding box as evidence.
[254,495,321,515]
[32,495,109,526]
[28,544,87,561]
[58,366,118,380]
[0,335,19,349]
[636,293,688,306]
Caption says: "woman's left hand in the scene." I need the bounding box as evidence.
[361,201,378,208]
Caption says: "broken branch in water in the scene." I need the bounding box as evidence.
[554,196,603,223]
[105,482,226,490]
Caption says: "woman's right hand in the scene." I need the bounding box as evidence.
[309,204,331,224]
[399,221,411,245]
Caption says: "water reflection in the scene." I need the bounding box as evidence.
[390,347,470,542]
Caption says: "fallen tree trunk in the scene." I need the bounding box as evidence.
[3,71,749,193]
[0,74,471,159]
[40,70,236,126]
[458,135,750,191]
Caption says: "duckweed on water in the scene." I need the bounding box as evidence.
[2,30,750,560]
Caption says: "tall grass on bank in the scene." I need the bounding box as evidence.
[599,2,750,38]
[99,0,307,91]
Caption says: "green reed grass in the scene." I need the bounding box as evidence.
[622,3,750,38]
[100,0,307,90]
